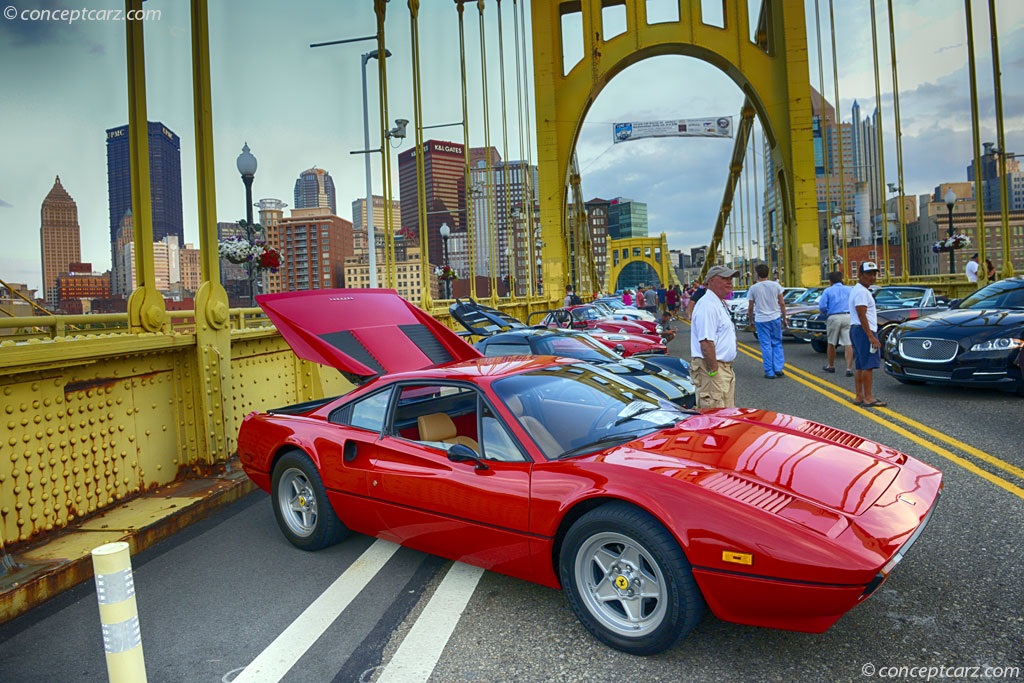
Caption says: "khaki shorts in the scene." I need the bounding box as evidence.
[693,359,735,409]
[826,313,852,346]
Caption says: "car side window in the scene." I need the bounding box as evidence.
[480,403,527,462]
[332,386,394,434]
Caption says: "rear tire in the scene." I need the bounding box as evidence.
[559,502,705,655]
[271,450,348,551]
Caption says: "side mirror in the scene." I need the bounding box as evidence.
[447,444,489,471]
[947,298,961,309]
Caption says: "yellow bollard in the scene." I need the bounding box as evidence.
[91,542,148,683]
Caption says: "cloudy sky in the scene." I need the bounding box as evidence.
[1,0,1021,294]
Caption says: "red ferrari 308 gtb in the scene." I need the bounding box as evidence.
[238,289,942,655]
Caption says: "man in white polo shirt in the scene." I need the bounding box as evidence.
[690,265,740,408]
[850,261,885,407]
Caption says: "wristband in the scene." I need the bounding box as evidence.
[708,370,717,377]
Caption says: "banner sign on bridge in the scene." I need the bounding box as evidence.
[613,117,734,143]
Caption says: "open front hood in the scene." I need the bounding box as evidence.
[258,289,481,380]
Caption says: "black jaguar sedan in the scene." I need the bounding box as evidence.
[884,277,1024,395]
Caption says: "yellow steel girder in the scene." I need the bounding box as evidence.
[531,0,818,287]
[604,235,673,292]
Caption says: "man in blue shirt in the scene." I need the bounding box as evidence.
[817,271,854,376]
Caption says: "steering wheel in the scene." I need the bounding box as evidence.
[591,403,624,432]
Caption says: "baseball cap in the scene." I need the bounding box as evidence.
[859,261,879,273]
[705,265,741,281]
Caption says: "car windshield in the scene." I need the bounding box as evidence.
[783,289,807,303]
[874,287,928,309]
[957,279,1024,310]
[533,335,616,363]
[792,288,823,304]
[600,299,626,310]
[492,364,686,459]
[572,306,602,321]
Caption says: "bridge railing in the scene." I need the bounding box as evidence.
[0,297,556,563]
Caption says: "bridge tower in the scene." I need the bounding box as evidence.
[531,0,818,287]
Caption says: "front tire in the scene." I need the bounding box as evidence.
[810,337,828,354]
[559,503,705,655]
[271,450,348,551]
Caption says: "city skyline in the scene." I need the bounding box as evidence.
[2,0,1022,294]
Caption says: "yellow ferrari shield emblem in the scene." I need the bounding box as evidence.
[614,575,630,590]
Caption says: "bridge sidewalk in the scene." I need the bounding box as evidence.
[0,459,256,625]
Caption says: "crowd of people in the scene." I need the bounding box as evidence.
[605,261,891,411]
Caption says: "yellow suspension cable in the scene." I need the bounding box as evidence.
[512,0,533,298]
[516,0,539,298]
[988,0,1014,278]
[886,0,910,282]
[408,0,432,308]
[964,0,986,285]
[828,0,848,272]
[496,0,516,297]
[456,1,478,299]
[375,0,395,290]
[870,0,890,283]
[477,0,499,302]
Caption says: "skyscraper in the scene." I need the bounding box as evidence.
[105,122,184,248]
[39,176,82,309]
[293,167,337,216]
[398,140,469,270]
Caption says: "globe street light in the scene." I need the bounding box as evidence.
[236,142,258,305]
[944,189,957,275]
[361,48,391,288]
[440,222,451,299]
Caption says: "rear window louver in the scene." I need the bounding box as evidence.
[400,324,455,365]
[320,330,385,374]
[701,472,792,513]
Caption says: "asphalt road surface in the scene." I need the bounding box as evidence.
[1,324,1021,683]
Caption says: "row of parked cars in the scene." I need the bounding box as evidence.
[731,278,1024,396]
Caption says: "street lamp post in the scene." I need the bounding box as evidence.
[505,246,513,296]
[361,48,391,288]
[236,143,258,306]
[440,222,451,299]
[944,189,957,275]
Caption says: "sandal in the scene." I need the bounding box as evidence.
[852,399,865,407]
[864,399,887,407]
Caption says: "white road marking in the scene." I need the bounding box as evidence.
[233,539,400,683]
[376,562,485,683]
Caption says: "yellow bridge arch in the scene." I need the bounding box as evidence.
[531,0,819,287]
[604,235,675,293]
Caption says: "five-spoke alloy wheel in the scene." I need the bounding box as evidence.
[271,450,347,551]
[559,502,705,655]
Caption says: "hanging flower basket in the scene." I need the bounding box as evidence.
[932,233,971,253]
[434,264,459,281]
[218,235,282,273]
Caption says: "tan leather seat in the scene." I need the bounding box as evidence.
[417,413,479,451]
[518,415,563,459]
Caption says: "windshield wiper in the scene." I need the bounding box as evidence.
[612,405,662,427]
[557,432,643,459]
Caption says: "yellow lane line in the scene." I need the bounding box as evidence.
[735,341,1024,501]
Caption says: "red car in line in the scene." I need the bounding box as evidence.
[238,289,942,655]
